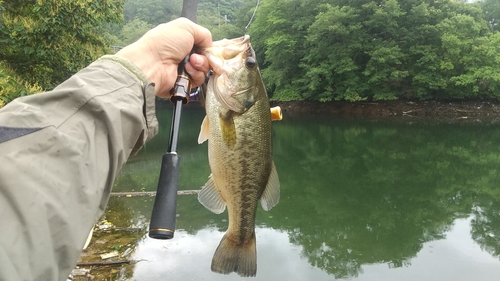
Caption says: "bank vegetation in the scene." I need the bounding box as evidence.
[1,0,499,107]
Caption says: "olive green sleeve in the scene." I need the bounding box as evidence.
[0,56,158,281]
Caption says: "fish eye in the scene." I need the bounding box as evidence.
[245,57,256,69]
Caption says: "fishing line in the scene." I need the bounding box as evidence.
[245,0,260,31]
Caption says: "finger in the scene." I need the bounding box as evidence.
[185,62,207,87]
[191,25,212,48]
[189,53,209,72]
[171,18,213,49]
[156,66,178,98]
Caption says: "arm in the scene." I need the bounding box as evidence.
[0,55,157,281]
[0,18,211,281]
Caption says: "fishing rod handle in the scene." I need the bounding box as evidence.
[148,55,191,239]
[149,152,180,239]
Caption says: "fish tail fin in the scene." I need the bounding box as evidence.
[211,232,257,277]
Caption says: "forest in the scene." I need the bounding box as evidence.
[0,0,499,106]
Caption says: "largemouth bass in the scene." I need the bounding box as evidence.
[197,35,280,277]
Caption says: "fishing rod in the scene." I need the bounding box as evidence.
[245,0,260,31]
[149,0,260,239]
[148,55,192,240]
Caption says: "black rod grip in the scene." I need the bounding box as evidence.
[148,152,180,239]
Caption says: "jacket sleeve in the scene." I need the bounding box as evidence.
[0,56,158,281]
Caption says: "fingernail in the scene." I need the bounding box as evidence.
[192,54,203,67]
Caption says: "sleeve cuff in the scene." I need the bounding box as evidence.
[98,55,159,154]
[98,55,149,84]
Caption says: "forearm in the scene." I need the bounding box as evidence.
[0,57,158,281]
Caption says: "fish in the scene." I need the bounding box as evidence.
[197,35,280,277]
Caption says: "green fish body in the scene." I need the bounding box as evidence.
[198,35,280,277]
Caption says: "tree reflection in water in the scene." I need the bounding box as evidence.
[105,108,500,280]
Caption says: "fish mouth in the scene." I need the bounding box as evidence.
[203,35,255,113]
[201,35,252,75]
[211,35,250,48]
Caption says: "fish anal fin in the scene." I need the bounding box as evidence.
[198,116,210,144]
[198,175,226,214]
[211,232,257,277]
[219,112,237,148]
[260,162,280,211]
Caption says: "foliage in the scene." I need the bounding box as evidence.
[478,0,500,33]
[0,0,252,106]
[105,0,247,47]
[0,0,123,93]
[0,61,43,107]
[112,18,153,46]
[249,0,318,101]
[3,0,499,105]
[196,0,247,40]
[123,0,181,25]
[247,0,500,102]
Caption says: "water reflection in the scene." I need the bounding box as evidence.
[104,105,500,280]
[127,217,499,281]
[130,227,329,281]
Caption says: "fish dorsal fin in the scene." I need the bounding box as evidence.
[260,162,280,211]
[198,174,226,214]
[219,111,237,148]
[198,115,210,144]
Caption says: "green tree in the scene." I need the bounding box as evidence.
[248,0,318,101]
[123,0,181,25]
[303,4,369,101]
[450,32,500,98]
[361,0,408,100]
[115,18,153,46]
[197,0,246,40]
[0,0,123,91]
[248,0,500,102]
[0,61,43,106]
[402,2,446,99]
[479,0,500,32]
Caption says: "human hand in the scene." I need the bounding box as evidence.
[116,18,212,98]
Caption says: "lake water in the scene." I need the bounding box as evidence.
[102,104,500,281]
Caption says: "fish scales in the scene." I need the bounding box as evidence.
[207,84,271,241]
[197,35,280,277]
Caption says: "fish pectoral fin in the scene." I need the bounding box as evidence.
[219,112,237,148]
[198,115,210,144]
[198,174,226,214]
[260,162,280,211]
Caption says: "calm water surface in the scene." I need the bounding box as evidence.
[105,104,500,281]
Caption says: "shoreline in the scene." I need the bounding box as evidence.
[161,99,500,123]
[271,100,500,118]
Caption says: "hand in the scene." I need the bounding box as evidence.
[116,18,212,98]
